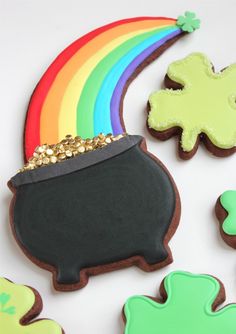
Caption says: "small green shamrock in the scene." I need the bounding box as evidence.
[177,11,200,32]
[124,271,236,334]
[0,293,15,315]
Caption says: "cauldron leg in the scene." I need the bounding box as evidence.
[56,264,81,285]
[142,244,168,265]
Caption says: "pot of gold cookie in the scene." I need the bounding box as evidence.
[9,133,180,291]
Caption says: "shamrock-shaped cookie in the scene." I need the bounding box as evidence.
[0,277,63,334]
[124,271,236,334]
[176,11,200,33]
[148,53,236,159]
[215,190,236,248]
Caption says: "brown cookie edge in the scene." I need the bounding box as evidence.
[215,196,236,249]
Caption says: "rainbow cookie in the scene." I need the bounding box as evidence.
[215,190,236,248]
[148,53,236,159]
[0,277,63,333]
[24,12,199,160]
[8,13,199,291]
[123,271,236,334]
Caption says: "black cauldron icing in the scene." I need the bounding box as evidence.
[9,135,180,290]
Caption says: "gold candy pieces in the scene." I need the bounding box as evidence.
[19,133,126,172]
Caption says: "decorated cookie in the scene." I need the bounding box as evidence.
[8,13,199,291]
[148,53,236,159]
[215,190,236,248]
[123,271,236,334]
[24,13,199,160]
[0,277,63,333]
[9,134,180,291]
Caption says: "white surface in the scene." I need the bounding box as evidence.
[1,0,236,333]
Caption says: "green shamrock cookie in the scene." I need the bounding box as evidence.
[215,190,236,249]
[124,271,236,334]
[219,190,236,235]
[148,53,236,159]
[0,277,63,334]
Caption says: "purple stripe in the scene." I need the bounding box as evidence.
[110,29,181,134]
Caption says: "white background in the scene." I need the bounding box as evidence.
[1,0,236,333]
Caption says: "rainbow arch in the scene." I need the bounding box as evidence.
[24,16,184,160]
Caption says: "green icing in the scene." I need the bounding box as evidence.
[0,278,62,334]
[0,293,15,315]
[220,190,236,235]
[124,271,236,334]
[148,53,236,152]
[176,11,200,32]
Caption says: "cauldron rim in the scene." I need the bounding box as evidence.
[10,135,142,188]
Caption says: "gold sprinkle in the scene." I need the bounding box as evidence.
[36,159,43,166]
[65,150,73,157]
[58,153,66,160]
[46,148,54,156]
[19,133,126,172]
[78,145,85,153]
[42,157,50,165]
[50,156,57,163]
[105,137,112,144]
[86,145,93,151]
[37,146,45,153]
[33,152,39,158]
[98,133,105,140]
